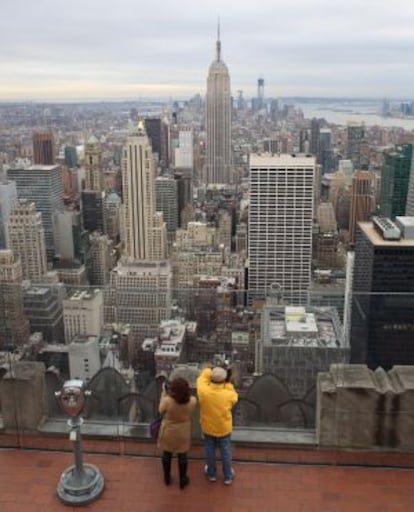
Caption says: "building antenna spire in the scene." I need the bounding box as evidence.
[216,17,221,61]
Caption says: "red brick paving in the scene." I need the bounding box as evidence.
[0,448,413,512]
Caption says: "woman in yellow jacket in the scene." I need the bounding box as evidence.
[196,366,238,485]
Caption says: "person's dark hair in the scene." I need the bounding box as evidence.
[169,377,191,404]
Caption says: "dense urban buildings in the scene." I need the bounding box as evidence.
[0,49,414,432]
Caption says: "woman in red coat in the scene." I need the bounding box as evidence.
[157,377,197,489]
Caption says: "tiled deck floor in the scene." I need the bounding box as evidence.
[0,448,413,511]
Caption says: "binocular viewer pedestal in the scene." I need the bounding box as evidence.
[55,380,105,506]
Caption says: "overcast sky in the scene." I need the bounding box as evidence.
[1,0,414,101]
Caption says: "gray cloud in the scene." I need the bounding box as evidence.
[1,0,413,99]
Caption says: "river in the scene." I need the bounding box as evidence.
[296,102,414,131]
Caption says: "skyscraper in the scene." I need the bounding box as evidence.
[0,249,30,348]
[6,200,47,280]
[318,128,333,174]
[84,135,103,191]
[81,190,105,233]
[33,131,55,165]
[346,122,365,170]
[406,146,414,216]
[155,177,178,241]
[121,122,166,260]
[248,154,315,304]
[7,164,64,260]
[144,118,169,170]
[204,25,232,185]
[349,171,376,244]
[0,179,17,249]
[350,216,414,369]
[256,77,264,111]
[380,143,413,220]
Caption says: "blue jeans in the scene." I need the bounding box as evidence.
[203,433,233,481]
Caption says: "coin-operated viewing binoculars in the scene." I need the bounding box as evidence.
[55,379,104,505]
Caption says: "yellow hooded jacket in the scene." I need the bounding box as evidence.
[196,367,238,437]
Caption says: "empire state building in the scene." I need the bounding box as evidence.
[204,26,232,185]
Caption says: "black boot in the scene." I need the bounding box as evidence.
[162,452,171,486]
[178,455,189,489]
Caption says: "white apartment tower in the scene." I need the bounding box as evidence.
[63,288,103,344]
[248,154,315,304]
[175,131,194,169]
[204,25,232,185]
[122,122,166,260]
[6,199,47,280]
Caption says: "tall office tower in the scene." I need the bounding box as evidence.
[346,122,365,169]
[81,190,105,232]
[53,210,82,261]
[0,249,30,348]
[86,232,114,286]
[338,159,354,184]
[175,130,194,169]
[155,177,178,241]
[144,117,169,170]
[6,200,47,280]
[235,222,247,255]
[7,164,64,260]
[204,25,232,185]
[64,145,78,168]
[105,260,172,343]
[349,171,376,244]
[314,202,338,268]
[236,90,245,111]
[218,209,232,250]
[329,171,350,229]
[248,154,315,304]
[406,146,414,216]
[310,118,321,156]
[122,122,167,260]
[380,144,413,220]
[299,129,309,153]
[0,179,17,249]
[257,77,264,111]
[84,135,104,191]
[103,192,121,242]
[63,289,103,344]
[23,283,65,343]
[174,170,193,227]
[350,216,414,369]
[318,128,333,174]
[33,131,55,165]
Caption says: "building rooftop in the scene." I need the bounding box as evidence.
[359,221,414,246]
[250,153,316,167]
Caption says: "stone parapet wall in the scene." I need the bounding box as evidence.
[317,364,414,450]
[0,362,46,432]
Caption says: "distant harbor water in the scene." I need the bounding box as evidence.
[297,102,414,131]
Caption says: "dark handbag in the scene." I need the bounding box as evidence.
[149,415,163,440]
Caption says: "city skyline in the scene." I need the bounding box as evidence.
[1,0,414,101]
